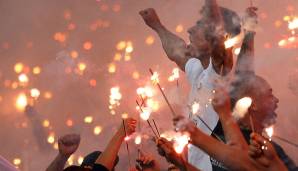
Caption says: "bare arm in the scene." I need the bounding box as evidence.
[212,88,248,149]
[46,134,80,171]
[139,8,189,71]
[95,118,136,170]
[235,7,258,74]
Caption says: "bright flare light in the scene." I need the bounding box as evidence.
[84,116,93,124]
[30,88,40,99]
[288,17,298,30]
[16,93,28,111]
[232,97,252,119]
[140,107,152,121]
[173,132,190,154]
[18,73,29,84]
[150,72,159,85]
[225,35,242,49]
[135,135,142,145]
[168,68,179,82]
[13,158,21,166]
[265,126,274,141]
[94,126,102,135]
[14,63,24,73]
[191,101,200,115]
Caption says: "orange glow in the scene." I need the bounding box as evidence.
[43,120,50,127]
[14,63,24,73]
[175,24,184,33]
[94,126,102,135]
[108,63,116,73]
[114,53,122,61]
[83,41,93,50]
[132,71,140,79]
[16,93,28,111]
[32,66,41,75]
[89,79,97,87]
[70,50,79,59]
[145,36,155,45]
[84,116,93,124]
[18,73,29,84]
[78,62,87,72]
[66,119,73,127]
[112,4,121,12]
[116,41,126,50]
[44,91,53,99]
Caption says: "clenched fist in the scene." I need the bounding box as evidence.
[58,134,80,157]
[139,8,162,30]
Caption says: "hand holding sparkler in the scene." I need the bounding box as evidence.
[249,133,287,170]
[242,6,258,32]
[121,118,137,137]
[135,152,161,171]
[156,138,186,169]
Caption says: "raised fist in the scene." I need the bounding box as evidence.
[139,8,162,30]
[58,134,80,157]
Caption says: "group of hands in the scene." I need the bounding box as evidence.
[55,88,281,171]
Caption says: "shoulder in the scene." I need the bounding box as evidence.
[185,58,204,84]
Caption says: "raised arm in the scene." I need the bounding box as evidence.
[94,118,136,170]
[139,8,189,71]
[46,134,81,171]
[235,7,258,74]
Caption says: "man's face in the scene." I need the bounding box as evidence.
[187,24,210,52]
[253,80,279,128]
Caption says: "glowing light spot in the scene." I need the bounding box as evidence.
[14,63,24,73]
[191,101,200,114]
[121,113,128,119]
[125,45,133,53]
[13,158,21,166]
[265,126,274,141]
[94,126,102,135]
[116,41,126,50]
[83,41,93,50]
[288,18,298,30]
[32,66,41,75]
[225,36,241,49]
[135,135,142,145]
[168,68,179,82]
[78,62,87,72]
[68,23,76,31]
[67,155,74,165]
[234,47,241,55]
[84,116,93,124]
[124,54,131,61]
[30,88,40,99]
[145,36,155,45]
[16,93,28,111]
[89,79,97,87]
[232,97,252,119]
[140,107,152,121]
[18,73,29,84]
[114,53,122,61]
[151,72,159,85]
[175,24,184,33]
[47,134,55,144]
[132,71,140,79]
[78,156,84,165]
[108,63,116,73]
[44,91,53,99]
[124,136,130,141]
[66,119,73,127]
[43,120,50,128]
[70,51,79,59]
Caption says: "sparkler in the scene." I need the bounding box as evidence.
[136,100,159,138]
[149,68,177,117]
[168,68,180,87]
[265,126,274,141]
[122,119,132,169]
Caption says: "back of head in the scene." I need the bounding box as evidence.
[64,165,90,171]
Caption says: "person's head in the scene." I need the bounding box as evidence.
[81,151,119,171]
[187,21,211,53]
[63,165,90,171]
[230,73,279,132]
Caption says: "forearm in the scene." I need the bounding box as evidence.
[218,113,248,148]
[191,128,248,170]
[95,129,125,170]
[46,154,69,171]
[236,31,255,74]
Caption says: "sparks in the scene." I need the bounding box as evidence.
[265,126,274,141]
[232,97,252,119]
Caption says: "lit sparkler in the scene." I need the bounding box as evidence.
[16,93,28,111]
[265,126,274,141]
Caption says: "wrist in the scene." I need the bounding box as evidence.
[57,153,70,161]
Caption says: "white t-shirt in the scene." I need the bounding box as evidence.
[185,58,221,171]
[0,156,19,171]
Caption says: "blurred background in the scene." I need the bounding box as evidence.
[0,0,297,170]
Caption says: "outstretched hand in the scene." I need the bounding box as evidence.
[243,6,258,32]
[121,118,137,136]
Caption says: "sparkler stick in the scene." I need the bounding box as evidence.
[122,119,132,169]
[136,100,159,138]
[195,114,223,142]
[249,113,255,132]
[152,119,160,137]
[273,135,298,148]
[149,68,177,117]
